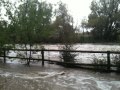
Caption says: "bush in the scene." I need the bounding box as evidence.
[112,55,120,72]
[60,45,77,63]
[92,56,107,70]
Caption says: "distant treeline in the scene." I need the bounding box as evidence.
[0,0,120,47]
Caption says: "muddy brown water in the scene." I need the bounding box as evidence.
[1,44,120,90]
[0,62,120,90]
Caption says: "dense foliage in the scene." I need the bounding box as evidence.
[86,0,120,42]
[0,0,76,45]
[0,0,120,45]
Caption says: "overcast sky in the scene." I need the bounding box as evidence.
[46,0,93,25]
[7,0,93,25]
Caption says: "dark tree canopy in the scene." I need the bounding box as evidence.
[0,0,53,44]
[52,2,76,43]
[87,0,120,42]
[0,0,77,45]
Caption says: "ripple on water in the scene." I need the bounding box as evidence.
[0,64,120,90]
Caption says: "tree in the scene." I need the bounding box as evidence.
[14,0,53,44]
[0,1,9,43]
[81,19,88,42]
[2,0,53,44]
[1,0,53,65]
[52,2,77,64]
[87,0,120,42]
[16,0,52,65]
[0,0,13,62]
[53,2,76,43]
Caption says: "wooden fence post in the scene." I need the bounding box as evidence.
[3,48,6,63]
[28,44,32,66]
[107,51,110,71]
[41,49,44,67]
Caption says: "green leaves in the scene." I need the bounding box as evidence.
[87,0,120,42]
[3,0,53,44]
[52,2,76,43]
[0,0,76,44]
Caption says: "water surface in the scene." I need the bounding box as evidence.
[0,44,120,90]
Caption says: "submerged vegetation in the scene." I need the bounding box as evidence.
[60,45,77,63]
[92,56,107,71]
[112,55,120,72]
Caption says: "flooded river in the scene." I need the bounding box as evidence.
[0,44,120,90]
[0,63,120,90]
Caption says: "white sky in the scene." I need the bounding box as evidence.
[46,0,93,25]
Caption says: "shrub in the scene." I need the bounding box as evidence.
[92,56,107,70]
[112,55,120,72]
[60,45,77,63]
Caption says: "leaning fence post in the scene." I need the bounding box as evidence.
[3,48,6,63]
[41,49,44,67]
[107,51,110,71]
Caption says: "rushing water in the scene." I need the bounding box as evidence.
[0,63,120,90]
[9,43,120,63]
[0,44,120,90]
